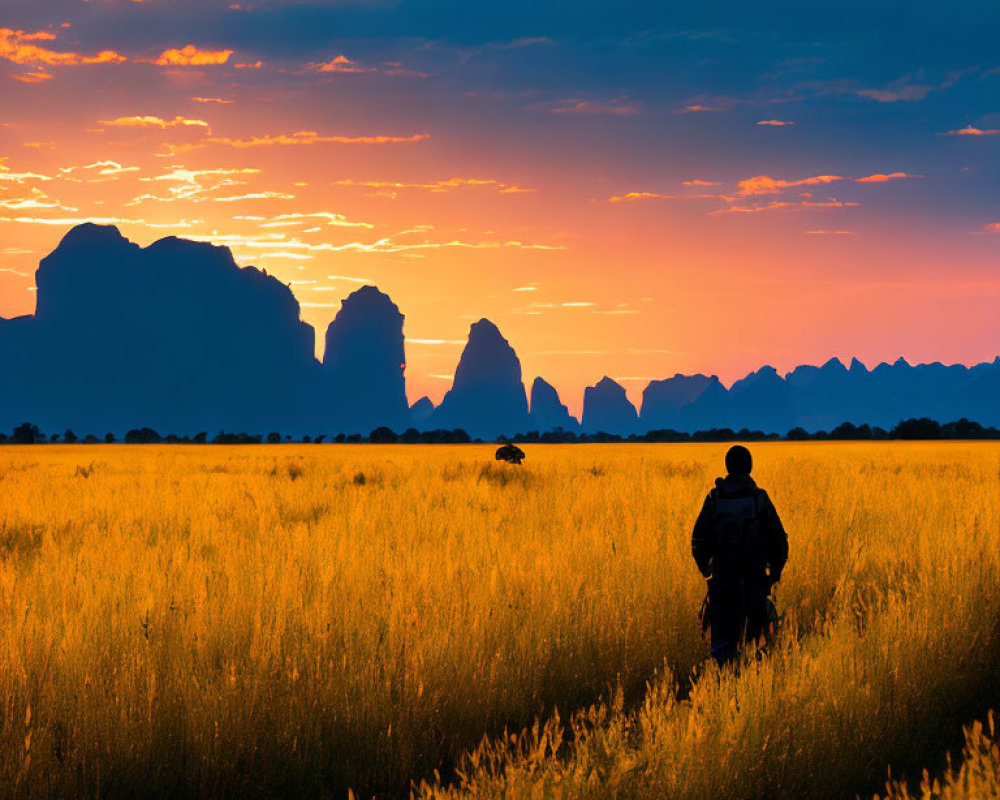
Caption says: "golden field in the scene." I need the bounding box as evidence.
[0,442,998,799]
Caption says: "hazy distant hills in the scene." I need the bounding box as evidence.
[0,224,997,439]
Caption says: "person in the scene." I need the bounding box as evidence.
[691,445,788,665]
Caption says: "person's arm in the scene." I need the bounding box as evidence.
[691,493,715,577]
[759,491,789,583]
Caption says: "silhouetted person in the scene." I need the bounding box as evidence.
[691,445,788,665]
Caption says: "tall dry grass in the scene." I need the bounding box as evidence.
[0,443,996,799]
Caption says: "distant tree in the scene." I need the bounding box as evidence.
[891,417,942,440]
[646,429,689,443]
[125,427,162,444]
[786,427,809,441]
[369,426,398,443]
[13,422,41,444]
[105,432,116,444]
[302,435,312,444]
[0,433,8,444]
[346,433,363,443]
[193,431,208,444]
[401,427,420,444]
[266,432,281,444]
[63,428,78,444]
[83,434,100,444]
[334,433,346,443]
[315,435,327,444]
[50,433,60,443]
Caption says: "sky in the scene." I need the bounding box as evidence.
[1,0,998,415]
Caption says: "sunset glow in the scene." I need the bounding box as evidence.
[1,1,998,415]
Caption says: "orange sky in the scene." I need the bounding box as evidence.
[1,7,998,416]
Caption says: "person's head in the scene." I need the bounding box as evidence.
[725,445,752,476]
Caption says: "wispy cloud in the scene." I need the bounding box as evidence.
[756,119,795,126]
[609,192,678,202]
[682,179,721,187]
[169,131,430,151]
[58,160,139,180]
[0,28,125,70]
[805,229,858,235]
[855,172,920,183]
[737,174,842,195]
[332,177,533,196]
[529,96,640,115]
[192,96,232,104]
[146,45,232,66]
[984,223,1000,233]
[99,115,210,130]
[306,54,428,78]
[213,191,294,202]
[943,126,999,136]
[234,212,374,229]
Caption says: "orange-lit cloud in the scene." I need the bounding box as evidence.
[608,192,677,202]
[0,28,126,67]
[12,69,52,83]
[148,45,233,66]
[677,104,723,113]
[0,159,52,183]
[943,126,999,136]
[99,115,211,130]
[213,191,295,202]
[332,177,534,195]
[756,119,795,126]
[176,131,430,150]
[233,212,374,229]
[682,179,721,187]
[855,172,919,182]
[805,229,858,235]
[307,54,428,78]
[192,96,232,104]
[984,223,1000,233]
[58,160,140,180]
[737,174,842,195]
[234,61,263,69]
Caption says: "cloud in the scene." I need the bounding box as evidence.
[143,167,259,182]
[0,28,126,68]
[234,212,373,229]
[856,85,933,102]
[676,104,724,113]
[307,54,427,78]
[608,192,678,202]
[234,61,262,69]
[712,199,859,215]
[332,177,533,195]
[192,96,232,104]
[0,158,52,183]
[805,229,858,235]
[171,131,430,151]
[0,188,76,211]
[212,191,295,202]
[148,45,232,66]
[58,160,139,180]
[99,115,210,130]
[530,97,640,115]
[12,68,52,83]
[737,174,842,195]
[984,223,1000,233]
[682,179,721,187]
[408,338,465,345]
[855,172,920,183]
[756,119,795,126]
[943,126,999,136]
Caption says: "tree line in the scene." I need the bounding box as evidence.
[1,417,998,445]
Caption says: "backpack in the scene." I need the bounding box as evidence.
[712,490,761,571]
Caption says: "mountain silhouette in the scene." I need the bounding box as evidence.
[0,224,997,438]
[409,396,435,428]
[322,285,409,435]
[528,377,580,432]
[0,223,318,435]
[429,318,529,438]
[582,376,639,435]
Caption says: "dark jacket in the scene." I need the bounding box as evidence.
[691,473,788,585]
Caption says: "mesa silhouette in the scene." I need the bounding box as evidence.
[0,224,997,438]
